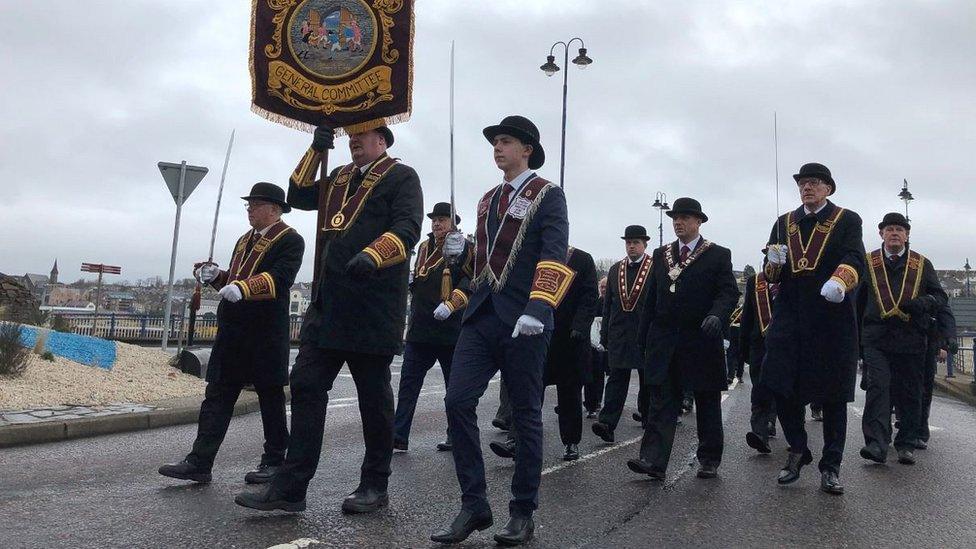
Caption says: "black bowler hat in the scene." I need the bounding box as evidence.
[621,225,651,241]
[375,126,394,147]
[427,202,461,224]
[793,162,836,195]
[878,212,911,231]
[241,182,291,213]
[483,115,545,170]
[666,197,708,223]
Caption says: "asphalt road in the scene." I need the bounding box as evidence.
[2,363,975,549]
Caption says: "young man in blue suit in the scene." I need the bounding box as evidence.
[431,115,571,546]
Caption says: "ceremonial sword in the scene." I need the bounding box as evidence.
[444,41,466,267]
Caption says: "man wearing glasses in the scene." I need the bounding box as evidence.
[762,163,865,495]
[159,182,304,487]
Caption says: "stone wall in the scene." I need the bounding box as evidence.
[0,275,39,323]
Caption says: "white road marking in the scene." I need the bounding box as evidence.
[267,539,320,549]
[541,378,739,476]
[849,405,943,431]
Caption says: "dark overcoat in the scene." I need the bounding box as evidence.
[544,248,599,386]
[638,240,740,391]
[288,150,423,356]
[405,235,472,346]
[761,201,865,403]
[600,256,651,370]
[207,224,304,387]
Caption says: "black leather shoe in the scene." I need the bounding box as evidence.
[632,412,643,423]
[489,439,516,459]
[768,422,777,437]
[914,439,928,450]
[436,437,453,452]
[563,444,580,461]
[430,509,494,544]
[234,486,306,512]
[859,444,887,463]
[746,431,772,454]
[158,460,211,483]
[777,449,813,484]
[696,464,718,479]
[681,396,694,413]
[897,448,916,465]
[820,471,844,495]
[492,418,511,431]
[393,440,408,453]
[494,516,534,546]
[810,408,824,422]
[341,486,389,514]
[591,422,615,443]
[585,410,598,419]
[627,459,665,480]
[244,463,280,485]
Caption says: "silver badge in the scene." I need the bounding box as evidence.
[668,267,682,281]
[508,196,531,219]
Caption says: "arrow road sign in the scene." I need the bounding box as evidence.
[158,162,208,205]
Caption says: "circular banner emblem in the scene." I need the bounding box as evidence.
[288,0,377,80]
[331,213,345,227]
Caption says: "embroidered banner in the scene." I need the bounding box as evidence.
[250,0,414,135]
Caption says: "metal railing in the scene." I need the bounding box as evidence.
[51,313,305,344]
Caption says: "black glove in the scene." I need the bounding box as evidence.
[701,315,722,338]
[903,295,937,315]
[311,125,335,152]
[344,252,377,277]
[571,329,587,341]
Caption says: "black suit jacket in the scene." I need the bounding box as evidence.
[638,239,740,391]
[601,257,652,371]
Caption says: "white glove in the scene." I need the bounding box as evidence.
[194,263,220,283]
[433,303,452,321]
[443,231,466,259]
[820,279,845,303]
[511,314,544,338]
[766,244,788,266]
[218,284,243,303]
[593,343,606,352]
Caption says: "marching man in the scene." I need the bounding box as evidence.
[431,115,570,546]
[630,198,739,480]
[740,251,779,454]
[858,212,946,465]
[235,125,422,513]
[762,162,864,495]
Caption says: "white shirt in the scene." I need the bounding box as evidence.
[502,169,534,201]
[884,246,907,260]
[252,221,279,239]
[677,235,702,254]
[804,201,828,215]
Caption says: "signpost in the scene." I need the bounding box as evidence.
[81,263,121,335]
[158,161,208,350]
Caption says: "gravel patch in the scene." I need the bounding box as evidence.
[0,341,205,411]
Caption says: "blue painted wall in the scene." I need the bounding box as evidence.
[18,327,117,370]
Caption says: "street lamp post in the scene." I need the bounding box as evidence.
[652,192,670,247]
[965,258,972,298]
[898,178,914,222]
[540,38,592,189]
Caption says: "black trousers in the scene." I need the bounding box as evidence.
[775,396,846,474]
[584,350,607,412]
[495,378,512,425]
[862,346,924,451]
[187,381,288,470]
[748,363,776,440]
[446,307,550,519]
[919,342,939,443]
[271,326,395,500]
[393,341,453,444]
[639,376,723,470]
[598,367,649,429]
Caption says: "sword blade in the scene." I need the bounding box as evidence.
[208,129,236,262]
[774,112,781,244]
[449,41,456,230]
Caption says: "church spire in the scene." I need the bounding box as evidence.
[50,259,59,285]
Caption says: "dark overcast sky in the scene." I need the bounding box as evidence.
[2,0,974,282]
